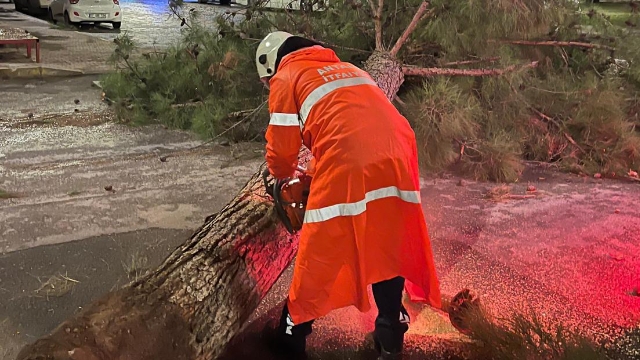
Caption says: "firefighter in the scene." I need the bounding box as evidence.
[256,31,442,360]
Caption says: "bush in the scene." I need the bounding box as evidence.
[402,78,481,171]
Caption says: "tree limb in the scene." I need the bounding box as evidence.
[368,0,384,50]
[442,57,500,67]
[402,61,538,77]
[390,1,430,57]
[508,194,537,200]
[490,39,615,52]
[159,102,267,161]
[312,38,372,54]
[529,107,586,155]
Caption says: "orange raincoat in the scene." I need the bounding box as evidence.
[265,45,441,325]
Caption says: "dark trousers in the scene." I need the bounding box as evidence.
[276,276,410,355]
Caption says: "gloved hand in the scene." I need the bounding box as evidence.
[301,157,316,178]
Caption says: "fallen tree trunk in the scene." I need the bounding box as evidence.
[17,151,312,360]
[16,30,413,360]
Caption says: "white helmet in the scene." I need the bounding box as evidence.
[256,31,293,79]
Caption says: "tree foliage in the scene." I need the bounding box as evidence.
[102,0,640,181]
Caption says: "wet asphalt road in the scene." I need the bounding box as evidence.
[0,75,106,120]
[75,0,244,47]
[16,0,247,48]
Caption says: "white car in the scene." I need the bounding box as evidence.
[48,0,122,29]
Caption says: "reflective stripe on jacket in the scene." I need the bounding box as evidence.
[265,45,442,325]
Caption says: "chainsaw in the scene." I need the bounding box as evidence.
[262,167,312,234]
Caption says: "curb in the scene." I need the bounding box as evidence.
[0,65,85,79]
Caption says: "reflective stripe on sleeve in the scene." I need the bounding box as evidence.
[299,77,377,123]
[303,186,421,224]
[269,113,300,126]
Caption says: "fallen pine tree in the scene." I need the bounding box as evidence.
[17,0,640,359]
[102,0,640,181]
[16,5,469,358]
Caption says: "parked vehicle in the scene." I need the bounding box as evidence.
[48,0,122,29]
[14,0,52,15]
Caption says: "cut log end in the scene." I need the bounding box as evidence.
[363,51,405,101]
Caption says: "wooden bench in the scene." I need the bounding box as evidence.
[0,27,41,63]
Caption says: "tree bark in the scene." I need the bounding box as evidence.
[368,0,384,50]
[363,51,406,101]
[403,61,539,77]
[389,1,430,57]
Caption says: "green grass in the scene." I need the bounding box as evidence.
[582,2,639,27]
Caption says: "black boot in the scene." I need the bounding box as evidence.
[365,331,404,360]
[370,277,410,360]
[261,322,308,360]
[262,303,314,360]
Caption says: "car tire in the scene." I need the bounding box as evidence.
[49,9,57,24]
[64,11,77,27]
[112,22,121,29]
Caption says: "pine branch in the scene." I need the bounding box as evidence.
[158,101,267,161]
[313,39,372,54]
[490,39,615,52]
[442,57,500,67]
[368,0,384,50]
[283,8,370,54]
[167,2,192,30]
[402,61,538,77]
[389,1,430,57]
